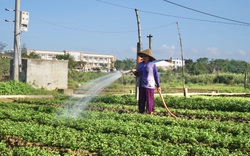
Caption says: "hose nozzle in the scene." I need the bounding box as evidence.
[121,70,132,75]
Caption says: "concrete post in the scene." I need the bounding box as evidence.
[147,34,153,50]
[13,0,21,81]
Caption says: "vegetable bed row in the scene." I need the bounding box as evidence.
[0,95,249,155]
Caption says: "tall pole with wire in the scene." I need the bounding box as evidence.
[13,0,21,81]
[244,63,248,89]
[176,22,187,97]
[135,9,142,100]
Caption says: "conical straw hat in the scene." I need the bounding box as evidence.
[138,49,156,60]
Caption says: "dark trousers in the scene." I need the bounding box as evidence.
[138,87,155,114]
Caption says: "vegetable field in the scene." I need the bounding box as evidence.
[0,95,249,155]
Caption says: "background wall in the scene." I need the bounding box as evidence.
[11,59,68,90]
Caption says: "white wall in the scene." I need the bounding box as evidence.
[22,59,68,90]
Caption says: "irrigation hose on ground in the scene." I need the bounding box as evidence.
[157,88,177,119]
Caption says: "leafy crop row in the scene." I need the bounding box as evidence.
[93,94,250,112]
[89,102,250,122]
[0,97,249,155]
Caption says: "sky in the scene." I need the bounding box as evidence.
[0,0,250,62]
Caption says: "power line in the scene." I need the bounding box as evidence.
[162,0,250,26]
[33,17,136,34]
[138,9,247,26]
[17,0,250,34]
[95,0,134,10]
[33,17,175,34]
[96,0,249,26]
[29,0,250,34]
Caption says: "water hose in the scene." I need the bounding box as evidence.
[157,88,177,119]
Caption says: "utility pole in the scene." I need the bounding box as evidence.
[135,9,142,61]
[6,0,29,80]
[147,34,153,50]
[244,63,248,89]
[13,0,21,81]
[135,9,142,100]
[176,22,187,97]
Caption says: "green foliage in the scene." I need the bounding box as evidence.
[160,72,248,87]
[21,44,41,59]
[184,73,246,85]
[0,95,249,155]
[185,57,249,75]
[68,71,106,89]
[0,58,10,81]
[213,73,245,85]
[56,53,76,69]
[93,94,250,112]
[22,52,41,59]
[184,73,214,84]
[163,96,250,112]
[114,58,136,70]
[0,41,7,51]
[115,74,136,85]
[0,141,12,155]
[159,70,182,84]
[0,81,52,95]
[13,147,60,156]
[92,94,137,105]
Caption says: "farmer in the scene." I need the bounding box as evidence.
[131,49,161,114]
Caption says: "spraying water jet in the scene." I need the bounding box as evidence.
[58,71,123,118]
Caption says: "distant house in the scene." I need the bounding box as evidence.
[154,60,173,70]
[166,57,185,69]
[27,49,116,72]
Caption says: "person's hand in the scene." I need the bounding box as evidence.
[131,69,137,73]
[157,87,161,93]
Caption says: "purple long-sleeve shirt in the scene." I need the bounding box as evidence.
[137,61,160,89]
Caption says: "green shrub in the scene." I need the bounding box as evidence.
[0,81,52,95]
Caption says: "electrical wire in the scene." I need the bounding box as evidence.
[96,0,249,26]
[32,0,250,33]
[95,0,134,11]
[162,0,250,26]
[138,9,247,26]
[33,17,136,34]
[33,17,175,34]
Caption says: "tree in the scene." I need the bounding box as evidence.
[227,60,247,74]
[20,44,41,59]
[56,54,76,70]
[0,42,9,81]
[123,58,136,70]
[0,42,7,52]
[185,57,250,75]
[21,43,27,56]
[114,60,126,70]
[189,62,207,75]
[184,59,193,73]
[28,52,41,59]
[210,59,229,73]
[0,57,10,81]
[187,58,209,75]
[196,57,209,64]
[114,58,136,71]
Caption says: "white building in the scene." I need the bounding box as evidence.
[27,49,116,72]
[166,57,185,69]
[154,60,173,70]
